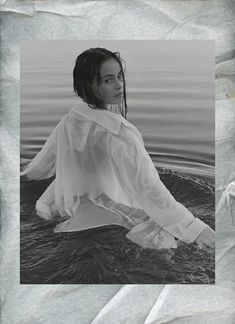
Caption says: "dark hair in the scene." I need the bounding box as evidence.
[73,47,128,119]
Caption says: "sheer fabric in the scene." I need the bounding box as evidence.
[21,99,208,249]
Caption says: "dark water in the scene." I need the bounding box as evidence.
[20,168,215,284]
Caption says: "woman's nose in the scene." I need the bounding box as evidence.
[114,78,122,89]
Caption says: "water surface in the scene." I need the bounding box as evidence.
[20,43,214,181]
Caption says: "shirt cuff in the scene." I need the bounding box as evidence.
[181,218,209,243]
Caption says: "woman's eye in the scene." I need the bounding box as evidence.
[104,75,123,84]
[118,74,124,81]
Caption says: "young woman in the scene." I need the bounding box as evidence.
[21,47,215,250]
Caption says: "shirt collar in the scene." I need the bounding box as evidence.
[70,98,132,134]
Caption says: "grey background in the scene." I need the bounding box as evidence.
[1,1,235,323]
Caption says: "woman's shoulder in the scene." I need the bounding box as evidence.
[120,120,144,142]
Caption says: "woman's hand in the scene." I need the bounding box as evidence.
[195,226,215,249]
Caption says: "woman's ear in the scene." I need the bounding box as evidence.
[93,86,101,99]
[91,81,100,99]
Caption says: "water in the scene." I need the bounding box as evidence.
[20,67,214,182]
[20,168,215,284]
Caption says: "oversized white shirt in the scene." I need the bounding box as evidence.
[21,98,209,249]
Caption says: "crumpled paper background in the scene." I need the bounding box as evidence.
[1,1,235,323]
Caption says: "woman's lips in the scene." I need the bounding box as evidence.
[114,92,123,97]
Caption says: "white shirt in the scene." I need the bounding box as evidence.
[21,98,208,249]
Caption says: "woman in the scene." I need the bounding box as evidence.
[21,47,215,250]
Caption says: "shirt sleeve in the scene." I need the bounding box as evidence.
[20,113,91,180]
[110,125,209,244]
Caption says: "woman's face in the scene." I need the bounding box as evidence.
[93,58,124,106]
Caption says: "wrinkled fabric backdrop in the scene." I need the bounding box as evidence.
[1,1,235,323]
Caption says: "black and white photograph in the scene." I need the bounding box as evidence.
[20,40,215,284]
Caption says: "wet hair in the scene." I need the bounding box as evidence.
[73,47,128,119]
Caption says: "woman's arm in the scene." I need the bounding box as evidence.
[195,227,215,248]
[111,125,214,246]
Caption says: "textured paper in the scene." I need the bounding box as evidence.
[1,1,235,323]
